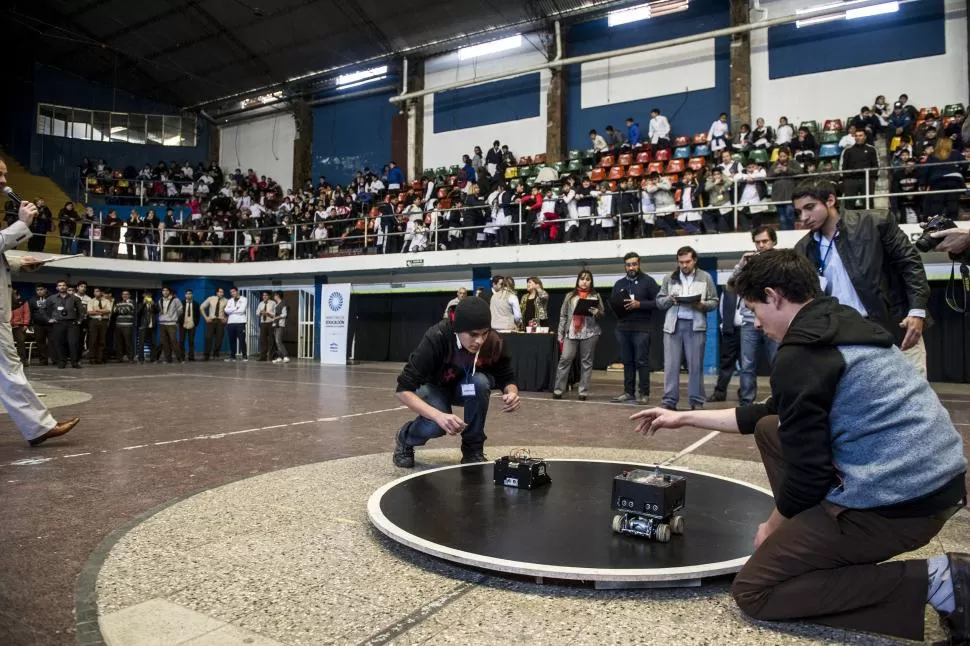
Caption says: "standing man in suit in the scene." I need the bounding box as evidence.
[200,287,227,361]
[0,158,80,445]
[179,289,201,362]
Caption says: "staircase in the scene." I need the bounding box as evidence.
[0,148,77,253]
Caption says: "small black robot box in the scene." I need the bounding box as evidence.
[610,467,686,542]
[493,453,550,490]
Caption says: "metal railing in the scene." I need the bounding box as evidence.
[28,160,970,262]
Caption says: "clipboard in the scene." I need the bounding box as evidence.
[572,298,599,316]
[31,254,85,265]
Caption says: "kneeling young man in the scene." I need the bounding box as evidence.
[393,296,520,468]
[631,249,968,643]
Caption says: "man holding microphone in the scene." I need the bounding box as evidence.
[0,158,80,445]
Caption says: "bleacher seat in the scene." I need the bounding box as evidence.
[508,179,519,189]
[818,143,841,159]
[919,107,941,120]
[552,162,566,174]
[943,116,957,131]
[504,167,518,179]
[823,119,843,132]
[617,153,632,166]
[692,144,711,158]
[667,174,680,185]
[800,121,819,137]
[609,180,618,192]
[599,155,614,168]
[692,133,708,145]
[608,166,625,180]
[666,159,686,174]
[567,159,582,173]
[434,167,447,177]
[627,164,644,178]
[688,157,706,172]
[646,161,665,175]
[518,156,531,166]
[770,148,780,163]
[654,149,671,162]
[534,153,547,164]
[590,168,606,182]
[519,165,534,177]
[820,131,840,144]
[748,149,770,165]
[673,146,691,160]
[635,151,651,164]
[731,152,747,165]
[674,135,690,147]
[448,165,459,175]
[943,103,965,117]
[568,150,581,161]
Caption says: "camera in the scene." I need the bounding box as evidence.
[915,214,958,252]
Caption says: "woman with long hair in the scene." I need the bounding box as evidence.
[922,137,965,221]
[57,201,77,254]
[554,270,604,401]
[519,277,549,329]
[489,276,521,331]
[126,210,143,260]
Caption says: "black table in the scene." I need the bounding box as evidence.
[369,459,775,587]
[500,332,557,392]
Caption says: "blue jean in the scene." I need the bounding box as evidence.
[662,319,706,408]
[615,329,650,396]
[777,204,795,231]
[739,322,777,405]
[399,372,494,453]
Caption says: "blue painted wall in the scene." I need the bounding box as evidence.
[23,64,210,202]
[164,278,235,354]
[565,0,731,151]
[768,0,946,79]
[434,73,541,133]
[312,90,397,185]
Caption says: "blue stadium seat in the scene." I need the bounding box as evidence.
[673,146,691,160]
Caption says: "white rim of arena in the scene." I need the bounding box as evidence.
[367,458,775,582]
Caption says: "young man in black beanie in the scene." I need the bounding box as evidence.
[393,296,520,468]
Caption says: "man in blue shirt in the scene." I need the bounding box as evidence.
[608,252,659,404]
[625,117,640,147]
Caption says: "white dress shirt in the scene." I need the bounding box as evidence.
[225,296,248,324]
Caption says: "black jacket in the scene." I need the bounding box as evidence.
[610,272,660,332]
[29,295,55,325]
[179,300,202,328]
[794,209,930,335]
[840,143,879,178]
[396,320,516,393]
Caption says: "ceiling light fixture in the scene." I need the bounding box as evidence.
[608,1,689,27]
[458,34,523,60]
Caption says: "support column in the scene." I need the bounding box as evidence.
[729,0,752,134]
[208,122,220,166]
[406,60,425,181]
[292,99,313,190]
[545,33,566,164]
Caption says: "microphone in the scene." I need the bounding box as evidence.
[2,186,23,205]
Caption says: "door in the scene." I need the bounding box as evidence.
[298,289,315,359]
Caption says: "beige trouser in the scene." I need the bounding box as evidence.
[0,302,57,441]
[901,337,927,378]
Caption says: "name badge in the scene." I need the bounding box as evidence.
[57,306,65,311]
[461,383,476,397]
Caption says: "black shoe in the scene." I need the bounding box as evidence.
[708,390,726,402]
[691,403,703,410]
[392,430,414,468]
[552,392,563,400]
[58,364,66,369]
[941,553,970,645]
[460,451,487,464]
[661,404,677,411]
[578,394,588,401]
[72,363,82,369]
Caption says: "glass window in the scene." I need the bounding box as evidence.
[162,115,181,146]
[180,116,197,147]
[70,109,92,140]
[35,103,198,147]
[146,115,164,145]
[52,107,70,137]
[92,111,110,142]
[36,105,54,135]
[127,114,146,145]
[110,112,129,143]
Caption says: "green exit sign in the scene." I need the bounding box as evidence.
[406,259,425,267]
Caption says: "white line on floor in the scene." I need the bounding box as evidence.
[661,431,721,466]
[0,405,409,469]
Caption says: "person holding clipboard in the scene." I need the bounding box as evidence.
[553,270,604,401]
[609,252,660,404]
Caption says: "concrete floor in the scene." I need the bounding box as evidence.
[0,361,968,646]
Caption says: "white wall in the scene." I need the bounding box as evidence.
[219,113,297,190]
[751,0,968,126]
[423,34,550,170]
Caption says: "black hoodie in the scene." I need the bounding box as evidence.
[736,297,965,519]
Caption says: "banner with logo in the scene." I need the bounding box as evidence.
[321,283,351,365]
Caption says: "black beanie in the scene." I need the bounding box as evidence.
[453,297,491,333]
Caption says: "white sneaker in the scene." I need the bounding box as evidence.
[242,358,249,362]
[224,357,234,362]
[272,358,282,364]
[282,357,290,363]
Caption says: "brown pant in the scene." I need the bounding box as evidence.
[258,323,273,361]
[731,415,947,641]
[89,320,108,362]
[159,325,183,363]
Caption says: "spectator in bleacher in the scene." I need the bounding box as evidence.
[613,177,638,239]
[708,112,731,154]
[849,106,879,144]
[921,137,964,221]
[143,210,160,261]
[626,117,641,147]
[768,147,802,231]
[649,108,671,148]
[57,201,76,254]
[897,93,919,121]
[461,155,477,184]
[651,173,680,236]
[604,125,625,152]
[485,140,503,179]
[593,181,616,240]
[575,176,597,242]
[500,145,516,169]
[751,118,774,149]
[638,177,656,238]
[790,127,817,164]
[77,206,94,256]
[841,129,879,209]
[887,101,914,156]
[944,108,965,151]
[718,149,742,179]
[387,161,404,192]
[872,94,889,127]
[463,183,487,249]
[775,116,795,147]
[471,146,485,179]
[839,124,858,150]
[703,167,733,233]
[891,156,923,224]
[102,210,121,259]
[733,124,751,152]
[735,160,768,230]
[80,158,95,177]
[125,211,142,260]
[673,169,703,234]
[28,198,52,252]
[589,129,609,163]
[916,124,940,160]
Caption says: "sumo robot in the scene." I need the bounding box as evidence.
[610,465,686,542]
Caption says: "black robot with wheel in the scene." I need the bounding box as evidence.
[610,466,686,542]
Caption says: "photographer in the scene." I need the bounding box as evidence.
[931,227,970,263]
[630,250,967,644]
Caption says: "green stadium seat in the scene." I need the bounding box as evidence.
[568,150,581,161]
[748,149,770,165]
[944,103,965,117]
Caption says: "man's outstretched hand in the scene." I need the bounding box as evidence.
[630,407,687,437]
[502,387,521,413]
[435,413,467,435]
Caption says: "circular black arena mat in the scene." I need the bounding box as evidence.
[368,459,775,584]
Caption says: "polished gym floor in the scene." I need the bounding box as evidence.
[1,360,968,646]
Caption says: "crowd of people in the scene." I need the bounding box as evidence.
[12,282,291,367]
